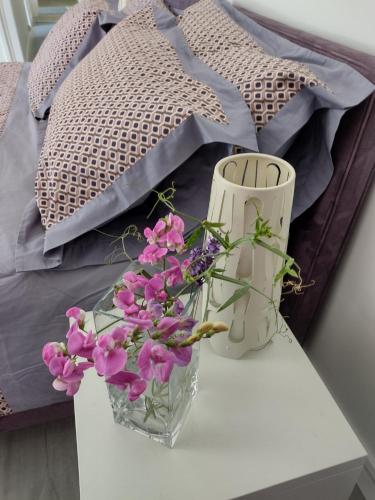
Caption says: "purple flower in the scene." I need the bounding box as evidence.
[139,244,168,265]
[206,237,221,255]
[188,244,215,285]
[137,339,175,383]
[106,371,147,401]
[92,327,129,377]
[66,323,96,359]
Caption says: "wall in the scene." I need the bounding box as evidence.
[233,0,375,494]
[233,0,375,55]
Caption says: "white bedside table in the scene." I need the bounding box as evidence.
[75,314,366,500]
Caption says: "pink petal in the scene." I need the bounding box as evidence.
[137,339,153,380]
[171,346,192,367]
[154,358,174,384]
[128,379,147,401]
[66,381,81,396]
[48,356,66,377]
[93,347,127,377]
[52,378,67,392]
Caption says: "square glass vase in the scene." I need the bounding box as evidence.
[93,279,200,448]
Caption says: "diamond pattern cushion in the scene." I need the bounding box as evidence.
[0,63,22,138]
[178,0,324,131]
[28,0,109,117]
[35,7,227,230]
[122,0,169,16]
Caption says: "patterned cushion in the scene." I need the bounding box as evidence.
[0,63,22,138]
[28,0,109,116]
[178,0,323,131]
[122,0,168,15]
[0,389,12,417]
[36,7,227,230]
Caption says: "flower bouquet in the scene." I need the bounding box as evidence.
[42,189,301,447]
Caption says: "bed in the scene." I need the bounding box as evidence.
[0,0,374,430]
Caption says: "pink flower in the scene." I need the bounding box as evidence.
[171,345,192,367]
[139,244,168,265]
[179,317,197,332]
[143,214,185,253]
[66,307,85,327]
[172,299,184,316]
[165,229,184,252]
[113,289,139,316]
[137,339,175,383]
[106,371,147,401]
[125,315,154,331]
[162,256,188,287]
[146,300,163,319]
[49,357,93,396]
[122,272,148,293]
[167,213,184,233]
[156,317,180,339]
[66,323,96,359]
[92,327,129,377]
[144,219,166,245]
[144,275,166,302]
[42,342,65,366]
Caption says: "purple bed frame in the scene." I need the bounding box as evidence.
[1,7,374,431]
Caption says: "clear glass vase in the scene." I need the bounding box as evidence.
[93,274,200,448]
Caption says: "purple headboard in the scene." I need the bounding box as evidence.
[237,7,375,344]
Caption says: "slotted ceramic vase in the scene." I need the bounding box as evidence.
[204,153,295,359]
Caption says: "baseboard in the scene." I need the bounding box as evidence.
[358,458,375,500]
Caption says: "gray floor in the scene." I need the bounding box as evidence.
[0,417,367,500]
[0,418,79,500]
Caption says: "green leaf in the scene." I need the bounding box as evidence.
[185,226,204,248]
[217,284,251,312]
[204,221,226,228]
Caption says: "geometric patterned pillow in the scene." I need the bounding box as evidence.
[178,0,324,131]
[28,0,110,117]
[35,7,227,230]
[122,0,168,15]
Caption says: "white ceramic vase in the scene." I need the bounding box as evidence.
[203,153,295,359]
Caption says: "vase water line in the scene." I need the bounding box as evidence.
[204,153,295,358]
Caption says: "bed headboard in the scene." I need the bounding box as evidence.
[235,7,375,344]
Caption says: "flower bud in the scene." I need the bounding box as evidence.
[197,321,214,334]
[212,322,229,333]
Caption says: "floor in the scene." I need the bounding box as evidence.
[0,418,79,500]
[0,417,367,500]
